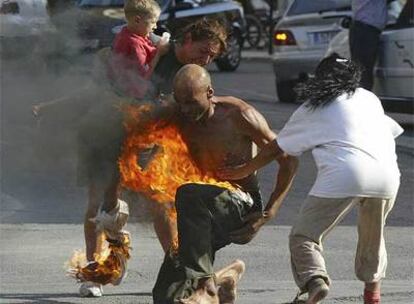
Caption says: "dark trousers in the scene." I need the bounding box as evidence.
[152,184,261,303]
[349,20,382,90]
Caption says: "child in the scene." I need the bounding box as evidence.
[110,0,170,99]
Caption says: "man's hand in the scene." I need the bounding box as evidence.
[217,164,251,181]
[157,33,170,56]
[229,211,269,244]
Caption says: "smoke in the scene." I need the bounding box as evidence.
[0,2,124,224]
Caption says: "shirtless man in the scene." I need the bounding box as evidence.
[150,64,298,303]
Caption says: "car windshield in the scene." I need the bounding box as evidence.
[77,0,124,7]
[287,0,351,16]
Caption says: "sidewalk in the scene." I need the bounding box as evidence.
[1,223,413,303]
[242,49,414,152]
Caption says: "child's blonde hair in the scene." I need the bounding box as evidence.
[124,0,161,20]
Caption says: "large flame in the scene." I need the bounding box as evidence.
[119,104,235,209]
[67,104,234,286]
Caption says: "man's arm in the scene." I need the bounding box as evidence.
[219,138,283,180]
[263,146,298,219]
[122,100,178,132]
[223,104,299,244]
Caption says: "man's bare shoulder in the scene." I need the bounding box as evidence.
[214,96,255,115]
[214,96,273,144]
[215,96,261,120]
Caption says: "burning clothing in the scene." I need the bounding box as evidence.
[152,184,262,303]
[69,200,131,285]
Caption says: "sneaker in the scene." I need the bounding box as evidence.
[79,281,103,297]
[306,278,329,304]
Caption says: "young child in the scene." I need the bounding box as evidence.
[110,0,170,99]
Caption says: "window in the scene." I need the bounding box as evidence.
[287,0,351,16]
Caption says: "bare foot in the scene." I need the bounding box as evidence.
[177,277,219,304]
[177,260,245,304]
[215,259,245,304]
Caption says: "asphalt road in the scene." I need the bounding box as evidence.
[1,57,413,303]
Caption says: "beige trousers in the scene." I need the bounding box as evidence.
[289,195,395,290]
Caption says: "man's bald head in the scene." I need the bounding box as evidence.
[173,64,212,96]
[173,64,215,122]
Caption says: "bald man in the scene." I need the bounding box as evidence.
[151,64,298,303]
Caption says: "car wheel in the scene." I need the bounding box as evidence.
[276,80,297,103]
[215,31,242,72]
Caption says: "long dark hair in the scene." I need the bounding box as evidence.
[295,54,362,110]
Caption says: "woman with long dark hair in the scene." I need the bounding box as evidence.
[218,54,403,304]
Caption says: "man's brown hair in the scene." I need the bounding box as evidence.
[177,18,228,54]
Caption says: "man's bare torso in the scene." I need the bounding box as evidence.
[177,97,259,191]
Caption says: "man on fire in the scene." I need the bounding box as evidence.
[119,64,298,303]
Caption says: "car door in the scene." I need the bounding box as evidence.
[374,28,414,99]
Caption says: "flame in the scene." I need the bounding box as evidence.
[119,104,235,252]
[67,233,130,285]
[119,104,235,208]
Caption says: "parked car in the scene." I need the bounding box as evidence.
[47,0,246,71]
[325,0,414,114]
[271,0,352,102]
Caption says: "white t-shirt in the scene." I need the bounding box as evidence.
[277,88,403,198]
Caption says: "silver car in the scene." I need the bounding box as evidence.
[272,0,351,102]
